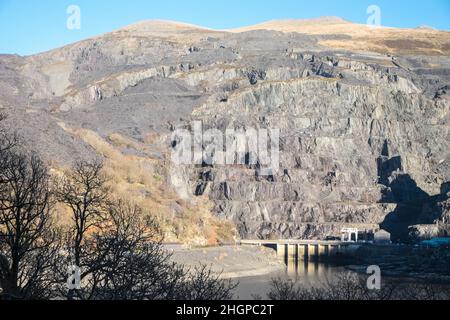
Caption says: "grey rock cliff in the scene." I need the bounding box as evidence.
[0,20,449,242]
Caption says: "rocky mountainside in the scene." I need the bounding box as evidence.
[0,18,449,242]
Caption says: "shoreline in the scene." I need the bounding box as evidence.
[166,245,285,279]
[220,264,285,279]
[347,264,450,285]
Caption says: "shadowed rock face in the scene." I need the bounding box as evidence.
[0,19,449,241]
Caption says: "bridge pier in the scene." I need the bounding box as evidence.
[308,244,316,260]
[288,244,296,260]
[318,244,325,259]
[298,244,306,260]
[329,245,337,256]
[242,240,355,262]
[276,243,286,259]
[324,244,330,257]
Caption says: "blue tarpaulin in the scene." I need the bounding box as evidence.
[421,238,450,247]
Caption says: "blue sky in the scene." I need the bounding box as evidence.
[1,0,449,56]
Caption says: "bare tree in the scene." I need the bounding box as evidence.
[80,201,182,300]
[0,117,237,300]
[0,150,58,300]
[0,113,17,154]
[87,201,237,300]
[55,160,110,299]
[55,161,237,300]
[0,113,18,189]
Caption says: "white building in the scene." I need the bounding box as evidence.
[341,228,359,242]
[374,229,391,244]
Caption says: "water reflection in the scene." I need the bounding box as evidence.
[286,258,346,287]
[234,259,347,300]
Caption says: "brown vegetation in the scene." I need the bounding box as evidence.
[232,18,450,56]
[58,125,236,246]
[0,117,236,300]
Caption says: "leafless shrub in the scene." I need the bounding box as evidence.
[268,272,449,301]
[172,265,237,300]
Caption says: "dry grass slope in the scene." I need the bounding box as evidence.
[231,18,450,56]
[57,124,236,246]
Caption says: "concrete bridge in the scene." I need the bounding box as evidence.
[240,240,360,261]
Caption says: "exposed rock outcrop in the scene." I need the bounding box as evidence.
[0,19,448,242]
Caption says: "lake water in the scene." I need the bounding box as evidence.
[234,260,349,300]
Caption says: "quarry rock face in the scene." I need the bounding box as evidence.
[0,19,449,242]
[190,59,449,241]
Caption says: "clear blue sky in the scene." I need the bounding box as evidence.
[1,0,449,56]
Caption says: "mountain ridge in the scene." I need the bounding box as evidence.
[0,16,448,243]
[8,17,450,57]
